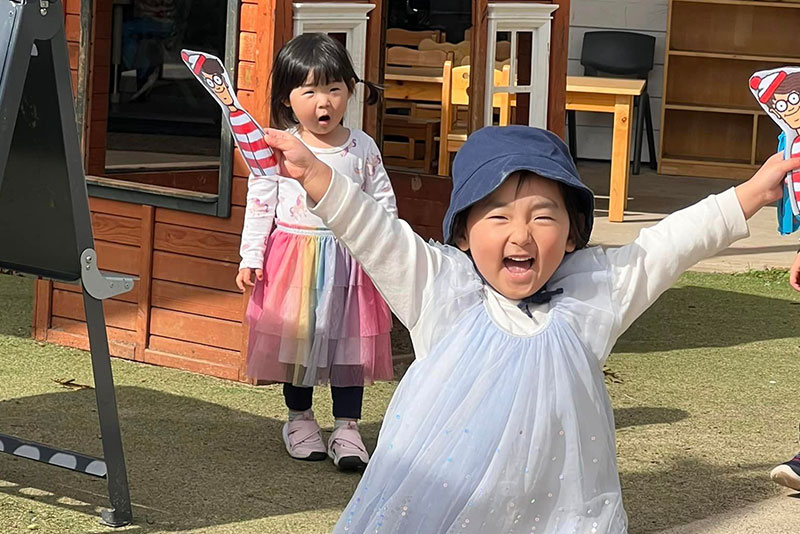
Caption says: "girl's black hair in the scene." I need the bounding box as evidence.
[450,180,590,251]
[270,33,381,129]
[558,182,591,250]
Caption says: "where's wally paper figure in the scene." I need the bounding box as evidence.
[180,49,278,177]
[749,67,800,234]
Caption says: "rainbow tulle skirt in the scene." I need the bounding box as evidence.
[246,223,393,386]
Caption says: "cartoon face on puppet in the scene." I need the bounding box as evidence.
[751,70,800,130]
[198,57,234,107]
[181,51,236,108]
[771,88,800,130]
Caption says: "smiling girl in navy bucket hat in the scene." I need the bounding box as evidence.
[262,124,800,533]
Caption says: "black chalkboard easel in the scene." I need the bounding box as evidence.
[0,0,133,527]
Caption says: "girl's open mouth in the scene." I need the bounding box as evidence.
[503,257,534,274]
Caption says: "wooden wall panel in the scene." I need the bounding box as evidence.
[86,0,112,175]
[53,281,138,304]
[95,241,139,275]
[152,251,240,293]
[153,224,242,263]
[49,317,136,360]
[155,206,245,235]
[146,338,241,381]
[52,290,137,331]
[88,198,143,219]
[65,14,81,41]
[233,148,251,178]
[65,0,81,15]
[151,280,243,322]
[33,280,53,341]
[390,171,452,241]
[149,337,242,368]
[239,32,257,61]
[232,177,248,206]
[150,308,242,351]
[135,206,155,361]
[548,0,569,137]
[240,2,258,32]
[91,213,141,246]
[238,61,257,91]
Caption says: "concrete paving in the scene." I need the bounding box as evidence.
[653,491,800,534]
[580,161,798,273]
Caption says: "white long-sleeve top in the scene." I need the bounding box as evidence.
[309,168,749,534]
[309,168,748,361]
[238,128,397,269]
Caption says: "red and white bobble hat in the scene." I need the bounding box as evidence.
[750,70,788,104]
[180,49,207,75]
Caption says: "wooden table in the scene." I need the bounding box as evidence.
[385,66,444,102]
[566,76,645,222]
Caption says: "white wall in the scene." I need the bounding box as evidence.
[568,0,669,162]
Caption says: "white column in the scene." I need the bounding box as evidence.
[486,3,559,128]
[293,3,375,131]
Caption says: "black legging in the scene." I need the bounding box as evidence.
[283,383,363,420]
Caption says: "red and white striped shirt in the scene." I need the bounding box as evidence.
[790,136,800,204]
[230,109,278,176]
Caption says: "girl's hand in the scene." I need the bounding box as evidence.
[264,129,332,203]
[790,252,800,293]
[735,152,800,219]
[235,267,263,291]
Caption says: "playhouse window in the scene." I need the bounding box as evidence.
[76,0,239,217]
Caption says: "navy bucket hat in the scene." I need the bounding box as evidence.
[442,126,595,245]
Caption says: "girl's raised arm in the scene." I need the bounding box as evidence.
[264,129,441,329]
[605,153,800,344]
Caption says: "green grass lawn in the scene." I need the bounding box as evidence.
[1,271,799,533]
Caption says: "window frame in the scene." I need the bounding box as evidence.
[76,0,239,218]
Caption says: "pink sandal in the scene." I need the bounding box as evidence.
[328,422,370,471]
[282,416,327,461]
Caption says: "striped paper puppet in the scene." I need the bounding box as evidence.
[180,49,278,177]
[749,67,800,234]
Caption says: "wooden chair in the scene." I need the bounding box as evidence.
[386,28,443,48]
[382,114,438,173]
[496,40,511,62]
[385,46,451,121]
[438,61,512,176]
[383,47,450,172]
[386,46,449,69]
[459,55,510,69]
[418,38,471,65]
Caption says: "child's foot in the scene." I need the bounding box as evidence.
[770,452,800,491]
[282,415,327,461]
[328,421,369,471]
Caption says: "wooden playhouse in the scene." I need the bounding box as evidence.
[35,0,570,381]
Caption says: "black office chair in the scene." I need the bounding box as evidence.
[567,31,657,175]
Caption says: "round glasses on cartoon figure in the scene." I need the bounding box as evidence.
[205,75,224,89]
[774,92,800,113]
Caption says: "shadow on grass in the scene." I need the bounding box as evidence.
[620,457,779,534]
[614,407,688,430]
[0,386,753,534]
[0,386,380,532]
[616,285,800,353]
[0,274,33,338]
